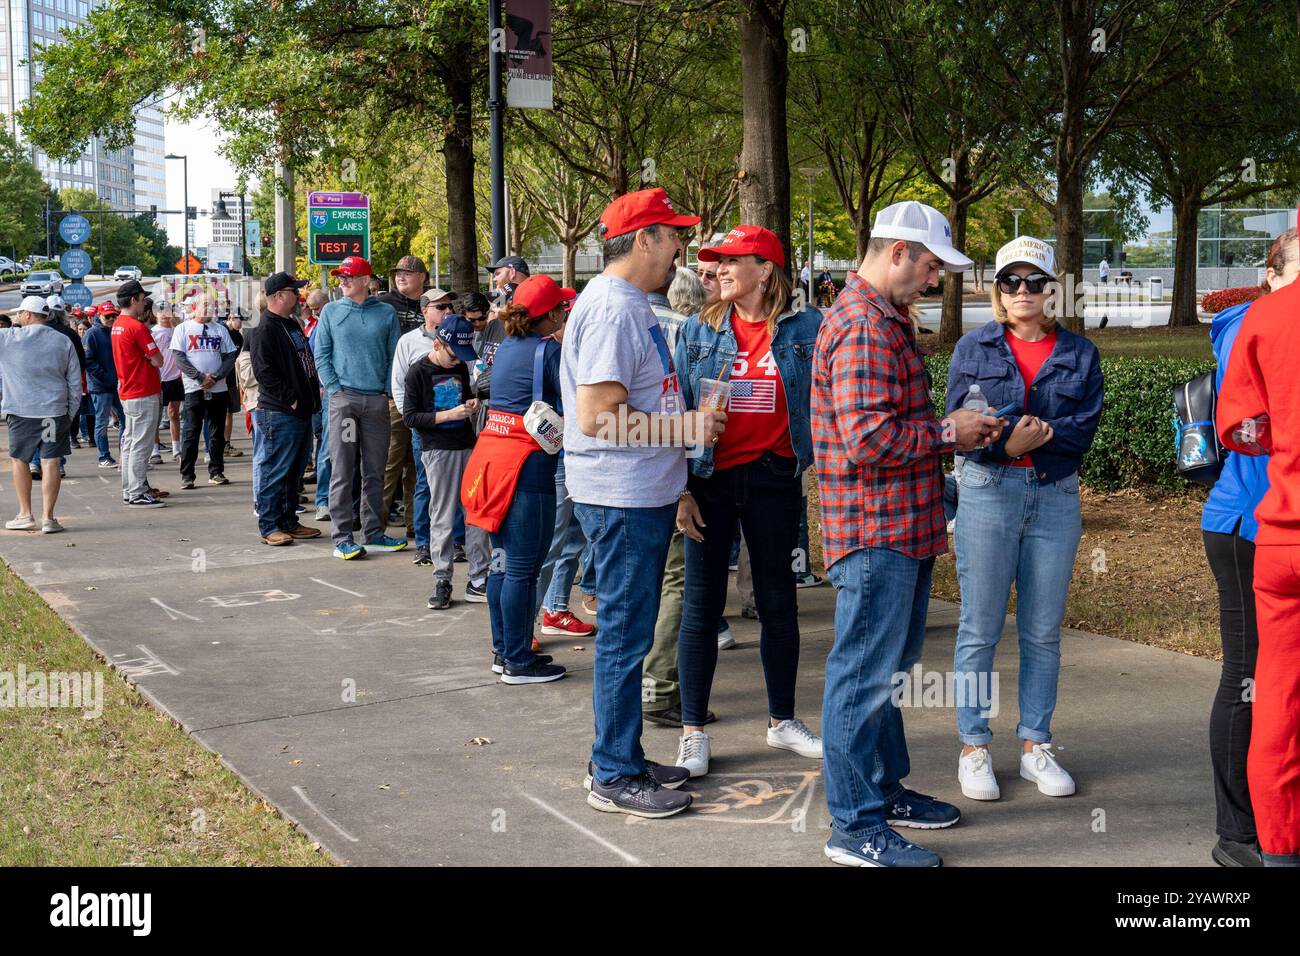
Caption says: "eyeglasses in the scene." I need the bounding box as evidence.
[697,269,718,281]
[996,273,1053,294]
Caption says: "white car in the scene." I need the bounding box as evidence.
[0,256,17,277]
[114,265,143,281]
[20,271,64,296]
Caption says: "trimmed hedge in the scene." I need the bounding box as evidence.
[925,353,1215,491]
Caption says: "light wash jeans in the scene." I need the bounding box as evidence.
[533,456,587,617]
[952,461,1082,746]
[120,394,162,500]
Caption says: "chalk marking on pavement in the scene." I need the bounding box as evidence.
[134,644,181,675]
[292,786,360,843]
[520,792,645,866]
[310,577,366,598]
[32,562,44,574]
[97,476,109,484]
[30,544,333,586]
[151,598,203,622]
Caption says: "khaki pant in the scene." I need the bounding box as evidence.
[383,398,417,531]
[643,530,685,712]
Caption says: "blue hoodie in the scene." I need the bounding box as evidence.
[1202,301,1269,541]
[313,295,400,396]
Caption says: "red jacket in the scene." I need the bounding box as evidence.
[1217,206,1300,544]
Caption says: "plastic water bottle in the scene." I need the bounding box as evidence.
[962,384,989,413]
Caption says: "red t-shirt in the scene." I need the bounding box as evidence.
[111,316,162,400]
[712,311,795,471]
[1005,328,1057,468]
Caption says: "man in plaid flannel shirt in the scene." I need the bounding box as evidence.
[814,201,1003,868]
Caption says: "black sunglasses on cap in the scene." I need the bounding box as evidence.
[997,272,1053,294]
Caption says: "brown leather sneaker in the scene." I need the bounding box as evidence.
[261,531,294,546]
[286,523,322,539]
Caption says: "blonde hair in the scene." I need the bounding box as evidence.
[699,259,793,335]
[990,271,1058,330]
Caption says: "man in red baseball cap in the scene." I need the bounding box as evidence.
[559,187,729,819]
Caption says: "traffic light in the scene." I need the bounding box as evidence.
[261,235,272,248]
[186,206,197,219]
[150,204,158,219]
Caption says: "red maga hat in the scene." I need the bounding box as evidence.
[698,224,785,268]
[599,187,700,241]
[512,274,567,318]
[329,255,373,278]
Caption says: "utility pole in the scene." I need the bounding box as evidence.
[274,162,295,274]
[487,0,505,262]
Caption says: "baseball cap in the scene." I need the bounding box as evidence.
[482,254,530,276]
[512,275,566,317]
[329,255,372,278]
[70,305,84,317]
[265,271,309,295]
[994,236,1056,277]
[871,201,973,271]
[46,294,66,311]
[598,187,700,240]
[698,224,785,268]
[84,303,98,317]
[560,287,577,311]
[420,288,457,308]
[97,300,119,316]
[116,278,146,302]
[393,254,428,274]
[432,313,478,363]
[18,295,50,315]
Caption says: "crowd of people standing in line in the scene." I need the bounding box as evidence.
[3,188,1298,868]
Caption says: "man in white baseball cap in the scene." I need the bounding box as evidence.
[871,200,974,272]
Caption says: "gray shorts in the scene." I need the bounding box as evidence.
[6,414,72,461]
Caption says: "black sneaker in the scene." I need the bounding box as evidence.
[643,704,716,727]
[587,772,692,818]
[464,580,487,603]
[126,494,166,509]
[30,467,41,481]
[427,580,452,610]
[1212,837,1263,867]
[453,544,467,563]
[500,660,567,685]
[492,652,552,675]
[412,546,432,567]
[583,760,688,791]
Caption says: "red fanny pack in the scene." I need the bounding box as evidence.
[460,410,542,533]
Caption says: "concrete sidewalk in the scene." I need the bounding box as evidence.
[0,431,1219,866]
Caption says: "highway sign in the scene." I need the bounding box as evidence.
[58,213,92,245]
[60,248,92,280]
[62,282,93,308]
[308,192,370,265]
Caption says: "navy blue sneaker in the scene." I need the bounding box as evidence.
[886,788,961,829]
[824,828,942,868]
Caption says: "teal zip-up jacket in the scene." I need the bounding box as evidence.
[313,295,400,396]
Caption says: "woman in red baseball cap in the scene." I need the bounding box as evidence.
[462,274,570,685]
[668,224,825,778]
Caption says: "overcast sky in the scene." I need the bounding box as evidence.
[162,113,247,250]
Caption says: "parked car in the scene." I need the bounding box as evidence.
[20,271,64,296]
[0,256,18,277]
[113,265,143,281]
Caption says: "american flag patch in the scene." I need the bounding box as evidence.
[729,379,777,413]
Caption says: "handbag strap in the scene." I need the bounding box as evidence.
[532,337,549,405]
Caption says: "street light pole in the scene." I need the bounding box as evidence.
[798,167,822,305]
[165,153,189,270]
[487,0,505,263]
[1012,207,1024,239]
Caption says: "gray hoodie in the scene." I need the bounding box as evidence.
[0,324,81,419]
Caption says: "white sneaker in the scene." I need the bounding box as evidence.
[717,621,736,650]
[1020,743,1076,797]
[41,518,65,534]
[5,513,38,531]
[767,717,823,759]
[676,730,710,778]
[958,746,1000,800]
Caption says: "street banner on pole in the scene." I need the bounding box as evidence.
[505,0,553,109]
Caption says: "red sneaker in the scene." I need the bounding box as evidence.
[531,635,543,654]
[541,610,596,637]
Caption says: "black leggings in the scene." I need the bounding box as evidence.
[1203,528,1259,844]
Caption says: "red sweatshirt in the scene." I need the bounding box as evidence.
[1217,206,1300,544]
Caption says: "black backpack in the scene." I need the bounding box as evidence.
[1172,370,1224,487]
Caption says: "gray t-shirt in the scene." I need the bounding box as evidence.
[560,272,687,508]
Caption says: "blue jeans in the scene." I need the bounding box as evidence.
[534,457,588,617]
[454,506,466,547]
[578,542,596,595]
[411,430,431,549]
[251,420,264,504]
[488,488,556,668]
[823,546,934,837]
[679,453,802,726]
[953,461,1082,745]
[575,502,675,785]
[252,409,310,538]
[314,393,332,509]
[90,390,124,460]
[78,394,93,441]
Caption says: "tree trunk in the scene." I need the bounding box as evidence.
[1053,5,1090,335]
[1053,157,1086,334]
[1169,199,1202,327]
[939,193,969,347]
[443,65,479,293]
[563,233,577,289]
[738,0,792,271]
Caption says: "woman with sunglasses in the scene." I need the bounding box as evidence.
[945,237,1104,802]
[670,225,823,778]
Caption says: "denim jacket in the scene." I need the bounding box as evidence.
[946,320,1103,484]
[674,303,822,479]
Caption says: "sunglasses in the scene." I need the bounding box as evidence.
[697,268,718,280]
[429,302,453,311]
[997,273,1053,294]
